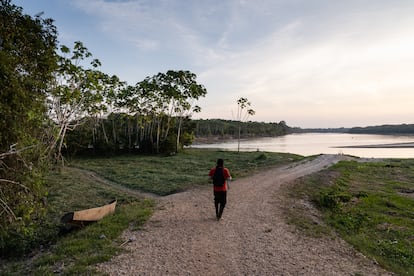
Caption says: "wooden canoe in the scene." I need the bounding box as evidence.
[61,199,117,227]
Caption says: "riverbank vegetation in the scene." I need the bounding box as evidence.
[349,124,414,135]
[194,119,293,139]
[0,163,154,275]
[285,158,414,275]
[297,123,414,135]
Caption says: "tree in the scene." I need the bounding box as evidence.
[47,41,122,164]
[0,0,58,256]
[0,0,57,151]
[194,119,291,137]
[116,70,207,153]
[156,70,207,152]
[236,97,255,152]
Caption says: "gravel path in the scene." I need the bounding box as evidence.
[97,154,392,275]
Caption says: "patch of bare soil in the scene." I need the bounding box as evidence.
[97,154,392,275]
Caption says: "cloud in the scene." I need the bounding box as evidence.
[195,2,414,125]
[69,0,414,127]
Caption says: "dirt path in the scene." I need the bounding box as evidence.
[68,167,160,200]
[97,154,391,275]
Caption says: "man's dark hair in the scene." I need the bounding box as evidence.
[217,158,224,167]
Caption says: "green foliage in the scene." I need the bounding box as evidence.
[62,70,207,156]
[64,113,198,156]
[113,70,206,153]
[235,97,255,152]
[30,201,153,275]
[0,165,154,274]
[287,159,414,275]
[316,188,352,210]
[255,153,268,160]
[0,0,57,150]
[70,149,303,196]
[0,0,57,257]
[194,119,292,138]
[349,124,414,135]
[47,41,125,163]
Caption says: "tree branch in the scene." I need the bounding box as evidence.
[0,144,37,159]
[0,197,17,221]
[0,179,30,191]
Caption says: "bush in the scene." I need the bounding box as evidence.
[0,156,48,257]
[255,153,268,160]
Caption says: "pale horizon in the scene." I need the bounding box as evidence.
[14,0,414,128]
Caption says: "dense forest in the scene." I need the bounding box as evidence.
[193,119,293,138]
[296,124,414,135]
[348,124,414,134]
[64,114,198,156]
[1,0,58,256]
[293,127,350,133]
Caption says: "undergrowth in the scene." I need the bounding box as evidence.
[286,159,414,275]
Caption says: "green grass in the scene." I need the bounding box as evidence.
[1,149,302,275]
[0,166,154,275]
[285,159,414,275]
[69,148,304,195]
[30,200,153,275]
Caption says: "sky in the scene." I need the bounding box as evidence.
[12,0,414,128]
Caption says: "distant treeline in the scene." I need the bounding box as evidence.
[348,124,414,135]
[194,121,414,138]
[293,127,350,133]
[295,124,414,135]
[194,119,293,138]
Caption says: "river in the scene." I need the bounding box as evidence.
[191,133,414,158]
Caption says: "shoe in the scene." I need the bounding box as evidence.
[218,209,224,219]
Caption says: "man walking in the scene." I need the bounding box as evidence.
[209,159,232,220]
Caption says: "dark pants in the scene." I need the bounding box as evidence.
[214,191,227,219]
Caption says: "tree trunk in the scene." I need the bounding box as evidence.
[237,121,241,153]
[101,119,109,143]
[156,119,161,153]
[112,118,117,144]
[176,117,183,152]
[57,124,68,165]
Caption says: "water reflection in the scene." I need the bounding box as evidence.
[192,133,414,158]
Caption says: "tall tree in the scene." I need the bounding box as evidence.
[47,41,121,164]
[236,97,255,152]
[63,70,207,155]
[155,70,207,152]
[120,71,207,153]
[0,0,57,150]
[0,0,58,256]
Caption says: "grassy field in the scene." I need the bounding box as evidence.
[5,149,413,275]
[0,149,302,275]
[284,159,414,275]
[69,148,304,195]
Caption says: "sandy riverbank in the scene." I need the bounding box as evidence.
[338,142,414,148]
